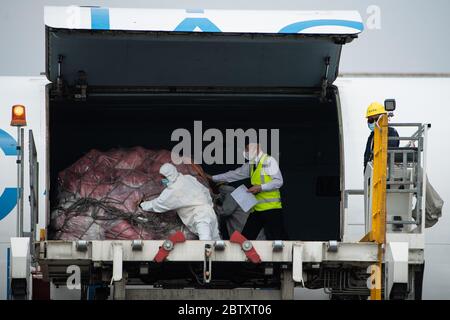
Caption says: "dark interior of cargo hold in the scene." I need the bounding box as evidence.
[49,93,342,241]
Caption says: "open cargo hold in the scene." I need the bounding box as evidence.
[45,8,362,241]
[49,94,341,241]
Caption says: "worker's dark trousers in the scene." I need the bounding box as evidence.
[242,208,289,240]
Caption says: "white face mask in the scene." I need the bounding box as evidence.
[243,148,258,161]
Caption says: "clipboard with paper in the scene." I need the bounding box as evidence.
[230,184,258,213]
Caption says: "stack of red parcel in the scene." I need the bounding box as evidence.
[50,148,210,240]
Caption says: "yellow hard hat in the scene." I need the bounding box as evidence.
[366,102,387,118]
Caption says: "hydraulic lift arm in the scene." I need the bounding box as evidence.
[361,114,388,300]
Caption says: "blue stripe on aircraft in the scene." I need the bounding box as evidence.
[0,129,17,156]
[174,18,221,32]
[0,129,18,220]
[88,10,362,34]
[279,19,364,33]
[0,188,17,221]
[91,7,110,30]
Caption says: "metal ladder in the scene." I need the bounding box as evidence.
[360,117,429,299]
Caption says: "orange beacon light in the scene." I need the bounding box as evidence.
[10,104,27,127]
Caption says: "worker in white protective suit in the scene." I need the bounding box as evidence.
[140,163,221,241]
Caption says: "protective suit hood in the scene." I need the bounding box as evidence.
[140,162,220,240]
[160,163,179,185]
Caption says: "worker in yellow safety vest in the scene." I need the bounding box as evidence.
[207,143,288,240]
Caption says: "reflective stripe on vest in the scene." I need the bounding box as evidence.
[250,154,282,211]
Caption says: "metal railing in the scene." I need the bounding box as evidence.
[384,123,429,233]
[344,122,429,236]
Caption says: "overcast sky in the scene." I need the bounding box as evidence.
[0,0,449,76]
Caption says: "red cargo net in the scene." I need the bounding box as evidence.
[50,148,210,240]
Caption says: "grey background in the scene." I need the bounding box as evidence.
[0,0,449,75]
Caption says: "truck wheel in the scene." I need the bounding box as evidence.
[389,264,424,300]
[330,294,367,300]
[413,264,425,300]
[11,279,28,300]
[94,286,110,300]
[389,283,408,300]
